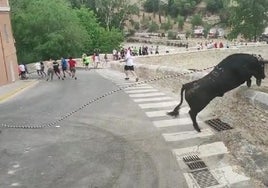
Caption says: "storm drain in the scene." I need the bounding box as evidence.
[183,155,207,170]
[183,154,219,187]
[205,118,233,131]
[191,169,219,188]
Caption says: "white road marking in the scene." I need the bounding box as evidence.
[173,142,229,160]
[129,92,166,98]
[162,128,214,142]
[146,106,189,117]
[153,117,196,128]
[133,96,173,102]
[139,101,179,109]
[124,86,154,90]
[125,89,159,94]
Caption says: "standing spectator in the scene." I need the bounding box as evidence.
[139,47,142,56]
[155,46,159,54]
[94,49,100,68]
[112,49,117,60]
[46,59,54,81]
[122,49,139,82]
[102,53,108,68]
[68,57,77,80]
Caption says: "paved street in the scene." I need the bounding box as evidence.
[0,69,259,188]
[0,70,183,188]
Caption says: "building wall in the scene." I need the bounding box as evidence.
[0,0,18,86]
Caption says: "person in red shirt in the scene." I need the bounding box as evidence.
[68,57,77,80]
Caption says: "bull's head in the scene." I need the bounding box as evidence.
[254,55,267,86]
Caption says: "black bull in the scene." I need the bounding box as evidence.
[167,53,268,132]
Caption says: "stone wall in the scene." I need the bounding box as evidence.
[110,44,268,93]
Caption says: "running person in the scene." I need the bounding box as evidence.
[46,59,54,81]
[68,57,77,80]
[102,53,108,68]
[53,60,64,80]
[123,49,139,82]
[61,57,70,77]
[82,53,87,68]
[40,61,47,78]
[84,54,91,70]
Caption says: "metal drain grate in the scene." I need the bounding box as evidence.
[183,155,207,170]
[205,118,233,131]
[183,155,201,162]
[191,169,219,188]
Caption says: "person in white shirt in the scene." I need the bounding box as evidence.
[46,59,54,81]
[35,62,41,76]
[123,49,139,82]
[19,64,27,79]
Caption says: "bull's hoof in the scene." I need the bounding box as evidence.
[167,111,178,117]
[195,128,201,132]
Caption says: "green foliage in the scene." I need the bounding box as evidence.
[206,0,224,13]
[167,0,200,17]
[10,0,124,63]
[191,14,203,27]
[228,0,268,40]
[148,21,159,32]
[95,0,139,31]
[98,28,124,53]
[167,30,177,39]
[177,15,184,30]
[203,22,212,38]
[140,16,150,30]
[160,22,172,31]
[143,0,159,13]
[10,0,88,62]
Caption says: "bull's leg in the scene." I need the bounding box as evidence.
[189,110,201,132]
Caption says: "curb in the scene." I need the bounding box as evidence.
[237,86,268,111]
[0,80,39,104]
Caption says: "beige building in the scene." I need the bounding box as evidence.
[0,0,18,86]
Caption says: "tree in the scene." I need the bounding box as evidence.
[177,15,184,30]
[206,0,224,14]
[10,0,88,62]
[191,14,203,27]
[228,0,268,41]
[95,0,139,31]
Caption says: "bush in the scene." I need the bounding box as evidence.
[148,21,159,32]
[160,22,172,31]
[134,22,140,30]
[167,30,177,40]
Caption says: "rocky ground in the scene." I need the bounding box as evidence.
[120,41,268,187]
[147,74,268,187]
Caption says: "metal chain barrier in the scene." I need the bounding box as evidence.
[0,66,215,129]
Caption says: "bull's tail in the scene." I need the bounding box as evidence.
[167,85,185,117]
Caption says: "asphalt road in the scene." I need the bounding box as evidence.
[0,70,185,188]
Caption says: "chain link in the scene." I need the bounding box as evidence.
[0,66,215,129]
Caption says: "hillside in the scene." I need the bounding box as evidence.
[125,0,223,36]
